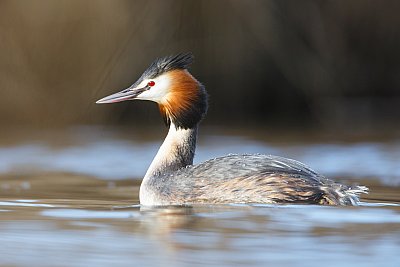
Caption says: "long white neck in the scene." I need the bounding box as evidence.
[143,123,198,180]
[139,123,198,205]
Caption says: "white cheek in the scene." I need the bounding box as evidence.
[136,75,171,103]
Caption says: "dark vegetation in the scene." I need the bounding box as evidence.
[1,0,399,134]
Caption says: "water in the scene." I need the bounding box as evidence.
[0,127,399,267]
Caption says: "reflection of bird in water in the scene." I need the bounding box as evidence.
[97,53,368,206]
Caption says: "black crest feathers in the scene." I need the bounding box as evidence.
[142,53,194,80]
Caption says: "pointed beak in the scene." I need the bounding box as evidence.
[96,86,148,104]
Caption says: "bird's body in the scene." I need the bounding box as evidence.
[97,53,368,206]
[140,153,365,206]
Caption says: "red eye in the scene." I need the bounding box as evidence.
[147,81,155,87]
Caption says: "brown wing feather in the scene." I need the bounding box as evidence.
[190,173,331,204]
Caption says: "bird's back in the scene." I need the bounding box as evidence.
[145,154,367,205]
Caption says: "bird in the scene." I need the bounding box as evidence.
[96,53,368,206]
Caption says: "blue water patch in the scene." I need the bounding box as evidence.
[41,209,139,219]
[0,135,399,185]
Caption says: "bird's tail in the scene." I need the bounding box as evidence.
[321,184,369,206]
[343,185,369,205]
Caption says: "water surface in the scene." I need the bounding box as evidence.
[0,127,399,267]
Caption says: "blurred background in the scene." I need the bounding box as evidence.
[1,3,400,266]
[1,0,400,135]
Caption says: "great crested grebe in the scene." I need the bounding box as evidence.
[96,53,368,206]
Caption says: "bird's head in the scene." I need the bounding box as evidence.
[96,53,208,129]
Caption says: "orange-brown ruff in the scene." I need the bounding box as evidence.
[158,69,206,129]
[96,53,368,206]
